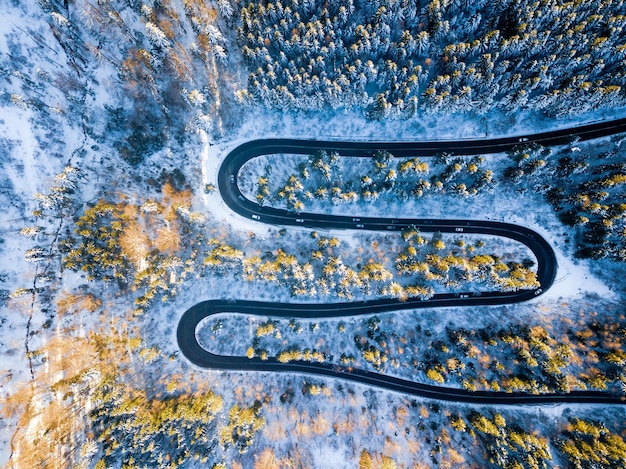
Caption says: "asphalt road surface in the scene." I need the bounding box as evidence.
[177,118,626,404]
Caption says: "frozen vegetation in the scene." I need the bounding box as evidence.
[236,0,626,116]
[0,0,625,468]
[198,297,626,395]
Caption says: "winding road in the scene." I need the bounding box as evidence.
[177,117,626,404]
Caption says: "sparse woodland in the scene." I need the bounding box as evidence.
[203,300,626,395]
[247,132,626,262]
[1,0,626,468]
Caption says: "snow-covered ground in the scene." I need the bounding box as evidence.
[183,102,626,466]
[1,0,626,467]
[203,123,614,303]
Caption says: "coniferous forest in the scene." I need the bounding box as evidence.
[2,1,626,468]
[236,0,626,117]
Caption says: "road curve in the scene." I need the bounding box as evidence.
[178,118,626,404]
[178,300,625,404]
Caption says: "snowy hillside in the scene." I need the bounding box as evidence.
[1,1,626,468]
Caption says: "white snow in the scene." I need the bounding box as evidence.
[0,0,625,467]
